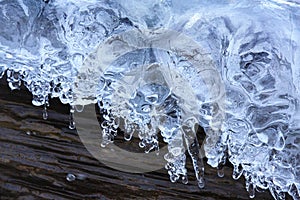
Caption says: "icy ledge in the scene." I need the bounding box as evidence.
[0,0,300,199]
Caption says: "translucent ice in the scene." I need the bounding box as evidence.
[0,0,299,199]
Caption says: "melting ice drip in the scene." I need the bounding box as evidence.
[0,0,300,200]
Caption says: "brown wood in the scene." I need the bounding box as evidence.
[0,77,274,200]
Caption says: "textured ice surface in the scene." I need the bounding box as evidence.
[0,0,300,199]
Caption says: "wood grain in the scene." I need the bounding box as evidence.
[0,78,274,200]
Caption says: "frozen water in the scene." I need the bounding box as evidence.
[0,0,300,199]
[66,173,76,182]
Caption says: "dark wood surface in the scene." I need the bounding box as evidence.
[0,77,274,200]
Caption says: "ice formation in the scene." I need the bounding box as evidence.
[0,0,299,199]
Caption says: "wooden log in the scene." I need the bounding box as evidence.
[0,78,275,200]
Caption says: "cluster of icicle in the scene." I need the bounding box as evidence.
[0,0,299,199]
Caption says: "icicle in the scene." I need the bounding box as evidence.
[124,120,134,141]
[248,183,256,199]
[269,184,286,200]
[182,119,205,189]
[217,154,227,178]
[155,144,160,155]
[101,128,113,147]
[164,130,188,184]
[43,104,48,120]
[42,97,49,120]
[69,105,76,129]
[217,164,225,178]
[288,184,300,200]
[232,164,243,180]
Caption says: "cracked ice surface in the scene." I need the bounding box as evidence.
[0,0,299,199]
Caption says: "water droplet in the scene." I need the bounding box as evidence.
[124,131,133,141]
[75,105,84,112]
[182,174,188,184]
[197,177,205,189]
[100,143,106,148]
[69,122,76,129]
[170,174,179,183]
[139,141,145,148]
[66,173,76,182]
